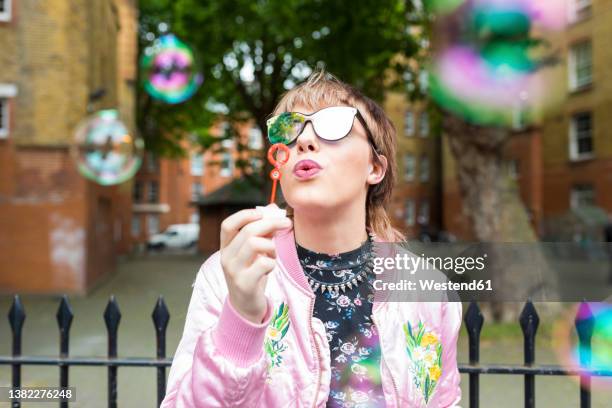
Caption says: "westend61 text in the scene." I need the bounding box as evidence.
[373,279,493,291]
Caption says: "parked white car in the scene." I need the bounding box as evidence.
[147,224,199,250]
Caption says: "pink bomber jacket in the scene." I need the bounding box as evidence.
[161,226,463,407]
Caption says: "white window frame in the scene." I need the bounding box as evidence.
[569,112,593,161]
[131,215,141,238]
[147,214,160,236]
[403,153,415,182]
[404,199,415,227]
[0,83,17,138]
[419,111,429,137]
[248,126,263,150]
[419,155,430,182]
[191,181,203,201]
[190,153,204,176]
[0,98,8,138]
[570,185,595,210]
[568,41,592,91]
[220,152,233,177]
[418,200,430,225]
[404,111,415,137]
[147,180,159,203]
[0,0,12,22]
[569,0,592,23]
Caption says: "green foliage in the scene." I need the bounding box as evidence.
[138,0,424,169]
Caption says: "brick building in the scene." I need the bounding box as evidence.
[384,92,441,240]
[434,0,611,241]
[130,120,264,248]
[0,0,138,294]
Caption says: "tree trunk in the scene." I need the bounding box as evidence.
[443,115,559,321]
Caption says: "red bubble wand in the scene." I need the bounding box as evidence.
[267,143,290,204]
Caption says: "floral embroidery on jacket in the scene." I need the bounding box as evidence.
[403,320,442,404]
[264,302,290,371]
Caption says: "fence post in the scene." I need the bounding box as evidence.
[575,302,594,408]
[519,301,539,408]
[56,295,74,408]
[104,296,121,408]
[152,296,170,407]
[8,295,26,408]
[464,301,484,408]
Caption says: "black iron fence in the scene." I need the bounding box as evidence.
[1,295,611,408]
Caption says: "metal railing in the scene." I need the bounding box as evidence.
[1,295,610,407]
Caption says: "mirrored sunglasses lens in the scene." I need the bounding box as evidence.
[267,112,305,145]
[313,107,355,141]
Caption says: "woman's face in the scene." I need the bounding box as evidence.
[278,104,385,215]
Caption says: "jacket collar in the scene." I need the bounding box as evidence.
[274,227,394,312]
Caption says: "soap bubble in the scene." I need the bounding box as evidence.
[428,0,567,127]
[141,34,203,104]
[553,302,612,391]
[71,109,144,186]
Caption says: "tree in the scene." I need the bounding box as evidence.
[138,0,422,182]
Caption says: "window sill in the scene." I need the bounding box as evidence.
[569,83,593,95]
[569,154,595,164]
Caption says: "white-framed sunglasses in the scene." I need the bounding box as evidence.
[266,106,380,154]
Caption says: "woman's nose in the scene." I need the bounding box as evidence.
[296,122,318,153]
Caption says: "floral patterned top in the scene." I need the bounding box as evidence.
[297,238,386,408]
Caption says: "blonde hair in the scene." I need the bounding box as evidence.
[271,69,405,242]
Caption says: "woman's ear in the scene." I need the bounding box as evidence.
[367,155,388,186]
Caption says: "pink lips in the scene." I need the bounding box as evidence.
[293,159,322,180]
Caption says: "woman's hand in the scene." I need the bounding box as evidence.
[219,205,292,324]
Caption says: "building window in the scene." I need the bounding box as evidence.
[569,0,592,22]
[131,215,141,238]
[419,111,429,137]
[0,0,12,22]
[509,159,520,180]
[220,152,233,177]
[404,199,415,227]
[133,181,143,203]
[147,180,159,203]
[569,41,592,90]
[190,212,199,224]
[569,112,593,160]
[250,156,263,172]
[419,155,430,182]
[0,98,8,138]
[403,153,415,181]
[192,181,203,201]
[146,152,159,172]
[190,153,204,176]
[404,111,415,136]
[418,200,430,224]
[570,185,595,209]
[248,126,263,150]
[147,214,160,236]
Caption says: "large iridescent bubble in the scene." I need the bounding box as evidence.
[141,34,203,104]
[71,109,144,186]
[428,0,567,127]
[553,302,612,391]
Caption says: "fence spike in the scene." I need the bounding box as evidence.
[152,296,170,334]
[8,294,26,334]
[56,295,74,335]
[464,301,483,408]
[104,295,122,336]
[519,301,540,349]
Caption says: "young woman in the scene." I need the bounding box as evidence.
[161,70,462,407]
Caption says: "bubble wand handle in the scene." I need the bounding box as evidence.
[267,143,290,204]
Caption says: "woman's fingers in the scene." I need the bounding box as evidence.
[234,236,277,266]
[220,208,263,248]
[230,216,292,251]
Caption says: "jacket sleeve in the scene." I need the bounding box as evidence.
[436,300,463,408]
[161,251,274,407]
